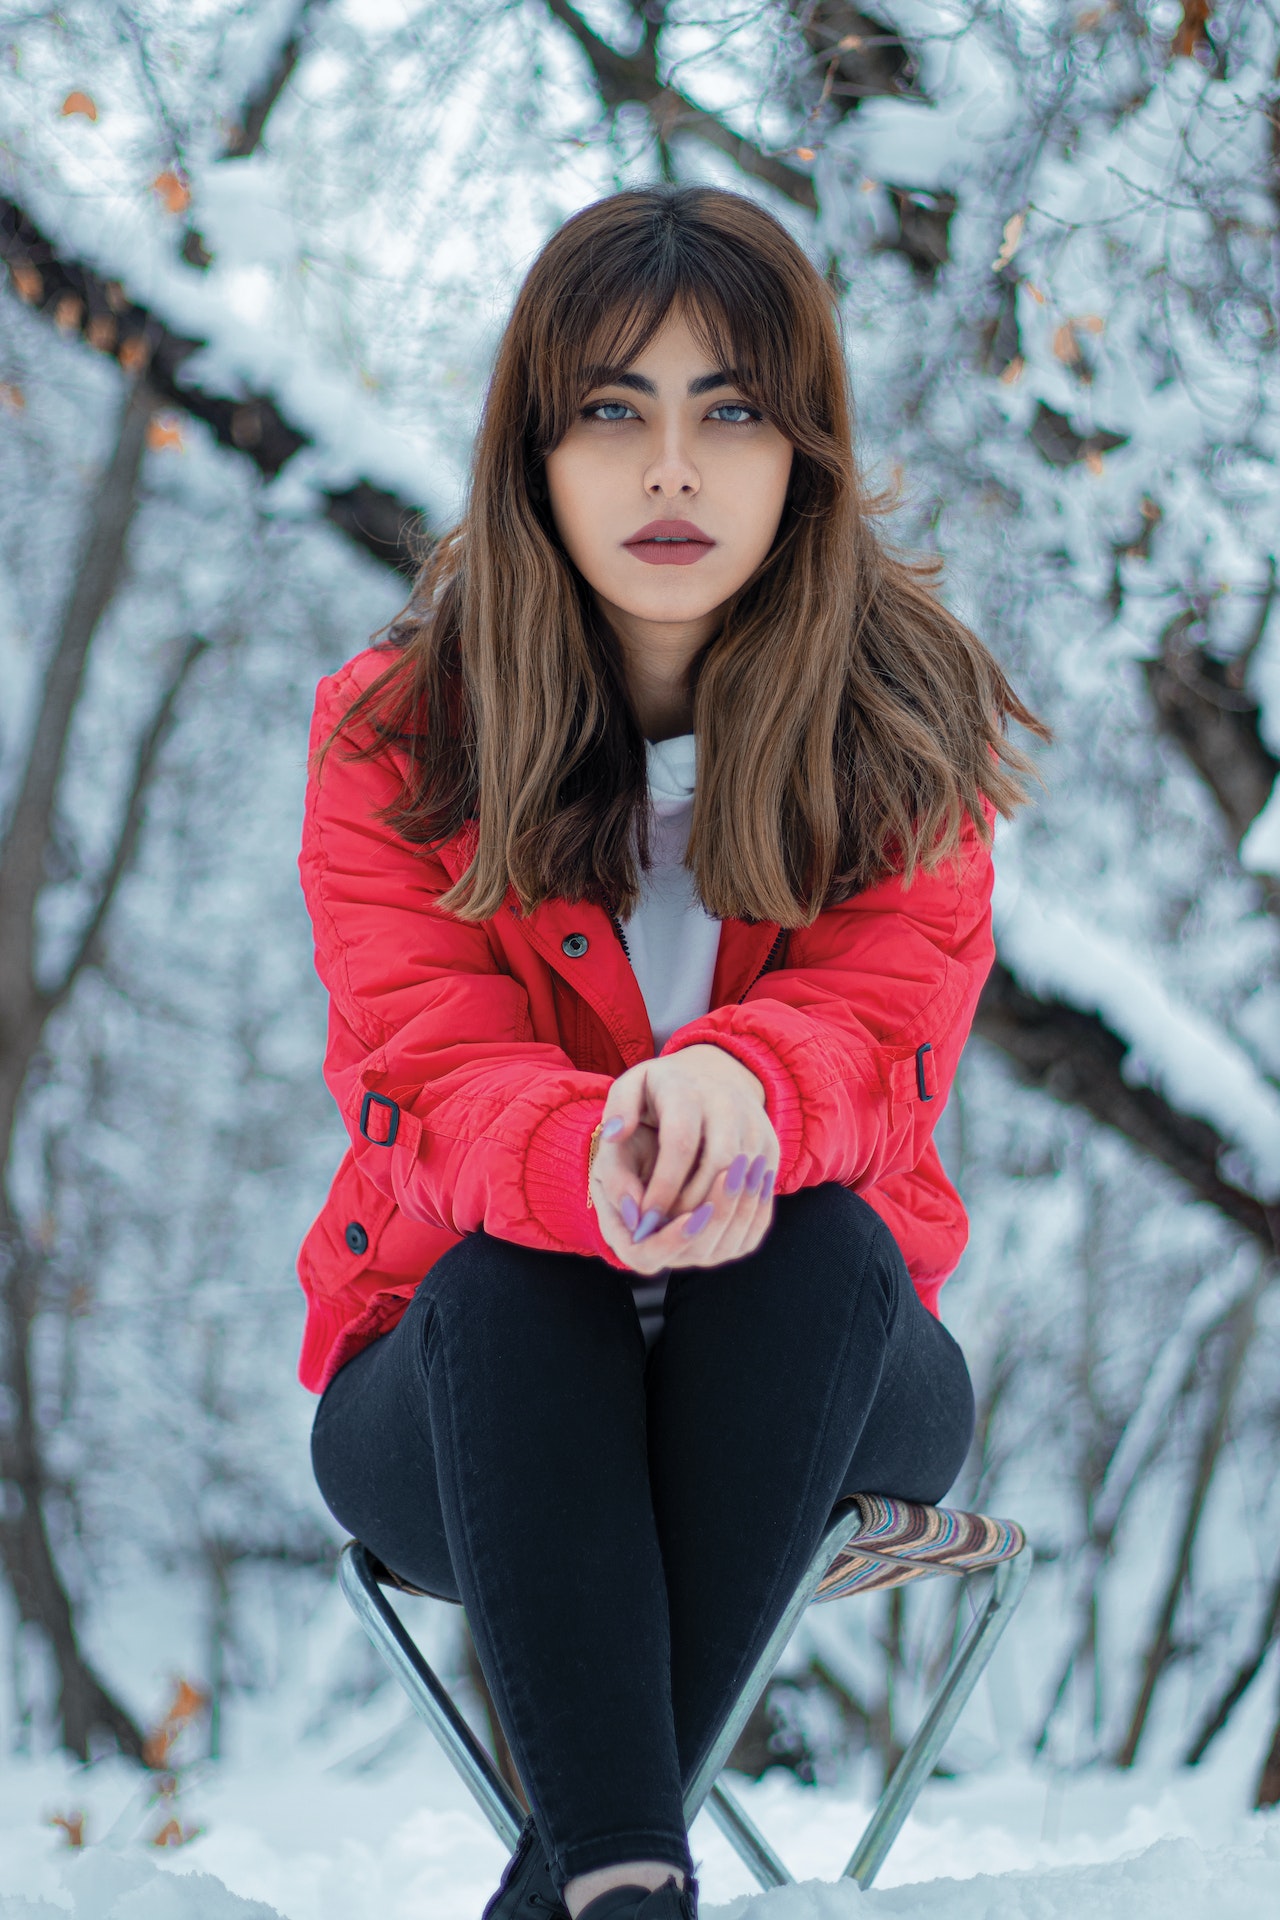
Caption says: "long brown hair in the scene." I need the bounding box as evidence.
[330,184,1045,926]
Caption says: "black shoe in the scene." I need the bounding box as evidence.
[576,1877,697,1920]
[481,1817,568,1919]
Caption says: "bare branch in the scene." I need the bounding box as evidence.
[226,0,329,158]
[45,635,210,1011]
[543,0,818,209]
[1115,1278,1263,1767]
[1185,1543,1280,1765]
[0,375,153,1050]
[182,0,334,266]
[1033,1255,1259,1755]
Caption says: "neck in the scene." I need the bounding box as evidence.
[598,594,718,741]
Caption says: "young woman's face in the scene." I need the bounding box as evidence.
[544,309,794,636]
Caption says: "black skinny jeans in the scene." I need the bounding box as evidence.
[311,1185,974,1889]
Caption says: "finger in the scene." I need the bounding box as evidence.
[593,1155,665,1268]
[682,1156,777,1267]
[731,1173,776,1255]
[591,1138,651,1238]
[614,1212,688,1273]
[664,1109,749,1213]
[731,1168,778,1260]
[641,1165,740,1267]
[659,1147,743,1222]
[639,1111,706,1222]
[601,1069,647,1142]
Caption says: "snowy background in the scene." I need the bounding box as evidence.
[1,1,1279,1915]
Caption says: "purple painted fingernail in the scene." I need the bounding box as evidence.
[682,1202,715,1238]
[619,1194,640,1231]
[760,1168,775,1202]
[745,1154,767,1194]
[632,1209,666,1244]
[601,1116,624,1139]
[725,1153,749,1195]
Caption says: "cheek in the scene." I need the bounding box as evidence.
[740,446,794,551]
[546,453,607,562]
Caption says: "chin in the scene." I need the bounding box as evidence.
[611,582,730,624]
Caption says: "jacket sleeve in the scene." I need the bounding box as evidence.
[298,666,614,1260]
[660,810,995,1195]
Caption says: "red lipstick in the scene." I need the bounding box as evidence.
[622,518,716,566]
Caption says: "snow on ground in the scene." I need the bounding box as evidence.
[2,1709,1277,1920]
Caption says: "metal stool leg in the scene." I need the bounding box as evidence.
[843,1548,1033,1887]
[704,1780,793,1889]
[337,1542,524,1850]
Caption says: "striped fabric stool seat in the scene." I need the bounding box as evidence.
[815,1494,1027,1601]
[337,1490,1031,1896]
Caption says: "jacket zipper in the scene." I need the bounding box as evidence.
[738,928,787,1002]
[612,914,784,1000]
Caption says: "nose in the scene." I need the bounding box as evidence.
[642,417,700,500]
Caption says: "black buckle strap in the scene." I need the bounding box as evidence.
[359,1090,401,1146]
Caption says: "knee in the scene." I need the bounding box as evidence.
[413,1232,639,1359]
[411,1233,544,1343]
[772,1185,907,1300]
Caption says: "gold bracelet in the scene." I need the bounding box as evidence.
[585,1121,605,1209]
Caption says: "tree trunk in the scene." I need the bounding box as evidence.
[1255,1706,1280,1809]
[0,1227,145,1758]
[0,376,156,1760]
[1185,1545,1280,1766]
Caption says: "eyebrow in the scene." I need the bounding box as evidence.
[582,368,743,398]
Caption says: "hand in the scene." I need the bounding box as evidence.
[589,1045,779,1273]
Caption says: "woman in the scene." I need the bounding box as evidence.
[301,186,1041,1920]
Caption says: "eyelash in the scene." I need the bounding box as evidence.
[582,401,762,425]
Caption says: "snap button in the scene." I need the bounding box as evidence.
[344,1220,369,1256]
[561,932,589,958]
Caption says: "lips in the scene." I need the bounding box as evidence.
[622,518,716,566]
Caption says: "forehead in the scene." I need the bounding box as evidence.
[572,297,738,386]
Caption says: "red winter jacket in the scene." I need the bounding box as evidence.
[295,649,996,1393]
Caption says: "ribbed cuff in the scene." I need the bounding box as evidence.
[521,1095,624,1266]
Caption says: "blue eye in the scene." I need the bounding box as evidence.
[707,403,758,424]
[588,401,638,421]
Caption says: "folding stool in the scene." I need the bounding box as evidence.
[338,1493,1031,1892]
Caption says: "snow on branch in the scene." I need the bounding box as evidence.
[0,192,432,574]
[991,876,1280,1208]
[1146,592,1280,894]
[974,962,1275,1253]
